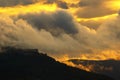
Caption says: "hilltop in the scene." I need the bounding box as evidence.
[0,47,114,80]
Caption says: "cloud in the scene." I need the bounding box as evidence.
[79,20,103,30]
[0,5,120,58]
[44,0,69,9]
[45,0,58,3]
[78,0,103,7]
[0,10,97,57]
[75,0,117,18]
[0,15,79,54]
[0,0,39,7]
[57,1,68,9]
[19,10,78,35]
[0,0,68,9]
[97,15,120,49]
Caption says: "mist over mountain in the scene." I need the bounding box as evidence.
[0,47,114,80]
[69,59,120,80]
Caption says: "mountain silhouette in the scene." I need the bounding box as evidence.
[0,47,114,80]
[69,59,120,80]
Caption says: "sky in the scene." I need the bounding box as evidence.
[0,0,120,60]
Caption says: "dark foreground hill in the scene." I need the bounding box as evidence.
[0,47,114,80]
[69,59,120,80]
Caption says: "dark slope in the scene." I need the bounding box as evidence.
[0,47,114,80]
[69,59,120,80]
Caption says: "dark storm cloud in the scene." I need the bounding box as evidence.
[19,10,78,35]
[0,0,38,7]
[45,0,68,9]
[75,0,116,18]
[57,1,68,9]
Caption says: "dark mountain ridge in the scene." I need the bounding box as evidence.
[69,59,120,80]
[0,47,114,80]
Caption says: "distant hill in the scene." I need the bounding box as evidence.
[0,47,114,80]
[69,59,120,80]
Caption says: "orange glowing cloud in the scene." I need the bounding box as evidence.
[78,50,120,60]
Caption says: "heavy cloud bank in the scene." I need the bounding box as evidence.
[0,9,120,57]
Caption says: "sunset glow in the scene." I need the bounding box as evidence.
[0,3,57,16]
[106,0,120,11]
